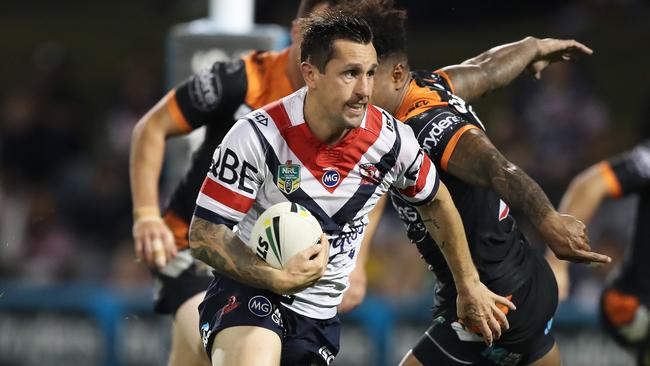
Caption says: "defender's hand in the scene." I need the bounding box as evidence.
[133,217,177,269]
[456,280,516,346]
[527,38,593,79]
[276,234,330,294]
[542,213,611,264]
[338,264,367,313]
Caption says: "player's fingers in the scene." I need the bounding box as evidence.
[493,294,517,311]
[142,233,154,266]
[161,229,176,260]
[578,250,611,264]
[476,318,493,346]
[570,41,593,55]
[152,238,167,269]
[486,312,502,340]
[491,303,510,330]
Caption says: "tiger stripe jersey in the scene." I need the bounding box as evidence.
[195,87,440,319]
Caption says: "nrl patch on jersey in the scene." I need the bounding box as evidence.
[277,161,301,194]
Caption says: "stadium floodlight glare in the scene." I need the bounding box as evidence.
[209,0,254,33]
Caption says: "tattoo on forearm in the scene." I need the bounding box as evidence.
[447,130,553,227]
[189,217,270,288]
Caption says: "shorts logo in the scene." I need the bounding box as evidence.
[200,322,212,348]
[248,295,273,317]
[318,346,335,365]
[277,161,301,194]
[480,346,522,366]
[221,295,240,316]
[271,308,283,327]
[322,169,340,188]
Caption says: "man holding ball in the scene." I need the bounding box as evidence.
[189,9,513,366]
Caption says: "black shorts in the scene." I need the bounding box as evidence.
[198,274,341,366]
[152,249,213,315]
[413,254,558,366]
[599,286,650,355]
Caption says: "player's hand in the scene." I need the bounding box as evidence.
[277,234,330,294]
[456,280,516,346]
[541,213,611,264]
[133,217,177,269]
[527,38,593,79]
[338,264,367,313]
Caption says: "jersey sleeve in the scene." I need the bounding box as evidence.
[194,119,265,227]
[392,121,440,206]
[602,140,650,198]
[405,106,480,171]
[168,58,248,131]
[431,69,456,94]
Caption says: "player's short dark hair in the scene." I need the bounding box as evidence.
[299,10,373,71]
[333,0,407,61]
[296,0,344,18]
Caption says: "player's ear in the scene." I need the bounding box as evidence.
[392,63,408,90]
[301,61,319,89]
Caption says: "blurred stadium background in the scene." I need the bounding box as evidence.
[1,0,649,365]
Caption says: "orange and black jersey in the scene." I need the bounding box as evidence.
[599,140,650,294]
[390,70,537,307]
[164,49,294,248]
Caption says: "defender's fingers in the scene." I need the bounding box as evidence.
[486,313,502,340]
[494,294,516,311]
[152,238,167,269]
[475,318,493,346]
[491,304,510,330]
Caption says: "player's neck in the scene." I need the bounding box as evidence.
[393,75,412,115]
[303,91,349,145]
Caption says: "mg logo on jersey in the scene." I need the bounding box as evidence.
[248,295,273,317]
[322,169,341,188]
[277,161,301,194]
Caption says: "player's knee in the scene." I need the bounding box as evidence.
[601,288,650,346]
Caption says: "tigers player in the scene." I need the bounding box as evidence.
[335,1,611,365]
[188,11,514,366]
[551,140,650,366]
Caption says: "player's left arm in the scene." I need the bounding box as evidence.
[439,37,593,102]
[445,127,610,264]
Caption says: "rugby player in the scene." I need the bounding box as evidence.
[335,1,611,364]
[129,1,598,364]
[129,1,343,365]
[188,11,515,366]
[551,140,650,366]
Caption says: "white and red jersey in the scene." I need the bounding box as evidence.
[195,87,439,319]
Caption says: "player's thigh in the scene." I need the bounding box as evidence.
[168,291,209,366]
[527,343,561,366]
[211,325,281,366]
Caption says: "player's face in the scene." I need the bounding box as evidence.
[317,40,377,129]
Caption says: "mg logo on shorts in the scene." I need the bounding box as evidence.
[248,295,273,317]
[322,169,340,188]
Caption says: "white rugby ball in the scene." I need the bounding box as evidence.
[248,202,323,269]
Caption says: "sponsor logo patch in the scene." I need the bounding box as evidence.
[248,295,273,317]
[322,169,341,188]
[277,161,301,194]
[221,295,240,316]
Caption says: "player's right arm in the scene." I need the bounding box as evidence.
[130,93,190,268]
[130,59,248,268]
[444,126,611,265]
[392,120,515,345]
[550,141,650,299]
[188,120,329,294]
[439,37,593,102]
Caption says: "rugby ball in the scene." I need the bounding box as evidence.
[248,202,323,269]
